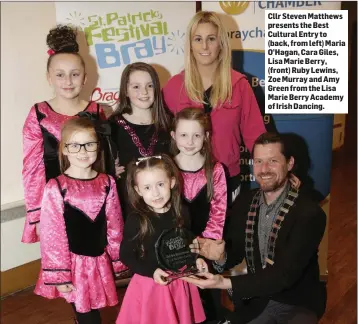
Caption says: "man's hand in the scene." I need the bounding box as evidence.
[181,272,232,290]
[190,238,225,261]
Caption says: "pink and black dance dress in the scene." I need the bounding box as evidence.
[181,162,227,240]
[22,101,106,243]
[180,161,228,321]
[35,173,127,313]
[116,207,205,324]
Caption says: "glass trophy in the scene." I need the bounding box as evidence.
[155,227,199,280]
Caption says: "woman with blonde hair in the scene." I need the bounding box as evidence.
[163,11,266,205]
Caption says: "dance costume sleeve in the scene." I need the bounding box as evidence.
[21,106,46,243]
[40,179,72,285]
[105,175,128,274]
[202,163,227,240]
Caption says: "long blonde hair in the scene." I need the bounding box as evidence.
[184,11,232,108]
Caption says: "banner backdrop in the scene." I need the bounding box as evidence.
[201,1,340,196]
[202,1,342,276]
[55,2,196,107]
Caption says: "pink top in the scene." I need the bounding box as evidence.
[163,70,266,177]
[40,173,126,284]
[181,162,227,240]
[22,101,105,243]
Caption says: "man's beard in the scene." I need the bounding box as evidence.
[258,173,287,193]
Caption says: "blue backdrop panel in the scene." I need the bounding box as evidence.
[232,50,333,198]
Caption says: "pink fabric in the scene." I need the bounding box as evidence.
[182,162,227,240]
[163,70,266,177]
[22,106,46,243]
[116,274,205,324]
[35,253,118,313]
[21,101,104,243]
[105,175,127,274]
[35,173,126,313]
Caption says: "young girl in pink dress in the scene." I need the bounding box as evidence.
[22,25,106,243]
[171,107,227,241]
[35,118,126,323]
[171,107,227,321]
[116,154,205,324]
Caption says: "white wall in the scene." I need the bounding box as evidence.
[1,3,56,269]
[1,2,56,207]
[1,218,41,271]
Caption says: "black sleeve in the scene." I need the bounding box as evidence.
[230,202,326,301]
[181,204,191,229]
[102,119,119,177]
[120,213,159,278]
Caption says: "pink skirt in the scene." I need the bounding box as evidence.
[116,274,205,324]
[34,252,118,313]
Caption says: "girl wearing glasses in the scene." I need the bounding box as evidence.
[35,118,126,324]
[21,25,106,243]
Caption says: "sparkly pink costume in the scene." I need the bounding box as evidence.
[22,101,105,243]
[116,207,205,324]
[181,162,227,240]
[34,173,127,313]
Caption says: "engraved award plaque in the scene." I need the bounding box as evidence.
[155,227,198,280]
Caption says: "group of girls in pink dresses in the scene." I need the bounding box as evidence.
[22,10,268,324]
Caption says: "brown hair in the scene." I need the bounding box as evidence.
[59,118,105,173]
[112,62,171,132]
[253,132,293,161]
[253,132,297,174]
[171,108,215,200]
[126,154,183,254]
[46,24,85,71]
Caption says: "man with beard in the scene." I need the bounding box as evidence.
[185,132,327,324]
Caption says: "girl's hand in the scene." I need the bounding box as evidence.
[289,173,301,189]
[196,258,209,273]
[179,259,209,284]
[153,268,170,286]
[56,284,75,293]
[114,157,125,178]
[36,223,40,237]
